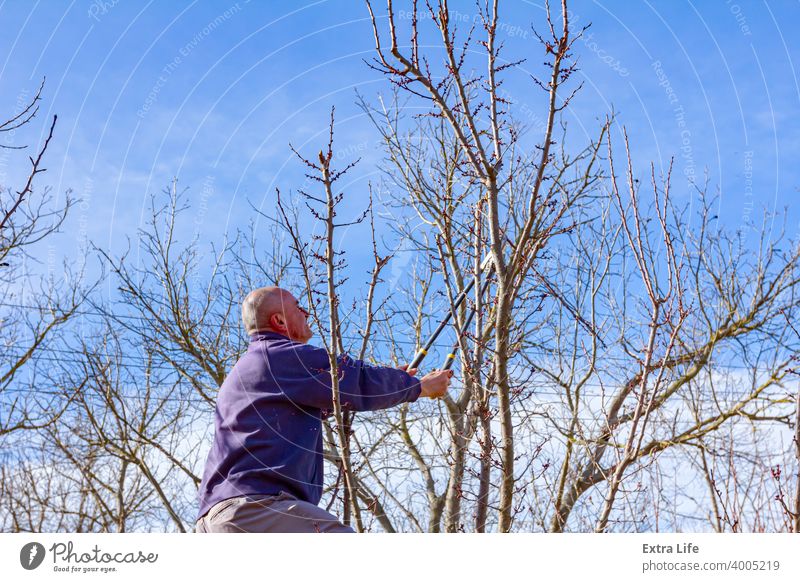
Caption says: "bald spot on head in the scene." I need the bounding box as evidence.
[241,286,293,335]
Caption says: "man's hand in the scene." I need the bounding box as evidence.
[419,369,453,399]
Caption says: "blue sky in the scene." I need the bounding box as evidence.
[1,0,798,299]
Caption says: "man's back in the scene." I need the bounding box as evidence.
[197,331,421,521]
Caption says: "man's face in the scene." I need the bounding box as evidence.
[280,292,313,343]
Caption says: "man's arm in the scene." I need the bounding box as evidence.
[275,342,450,411]
[336,353,422,411]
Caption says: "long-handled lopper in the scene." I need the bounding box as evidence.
[409,253,495,370]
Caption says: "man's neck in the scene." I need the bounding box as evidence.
[250,328,287,337]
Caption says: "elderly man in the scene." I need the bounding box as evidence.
[196,286,452,533]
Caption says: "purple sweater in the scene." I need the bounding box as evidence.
[197,331,422,520]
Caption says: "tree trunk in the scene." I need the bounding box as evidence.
[475,405,492,532]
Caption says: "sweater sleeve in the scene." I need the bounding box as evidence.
[273,341,422,412]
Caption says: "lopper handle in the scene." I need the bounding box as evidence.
[408,254,495,370]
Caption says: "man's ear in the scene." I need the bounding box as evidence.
[269,312,287,331]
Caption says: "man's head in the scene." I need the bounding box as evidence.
[241,286,312,343]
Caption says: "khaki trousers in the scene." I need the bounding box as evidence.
[196,492,354,533]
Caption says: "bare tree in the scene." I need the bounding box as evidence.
[364,0,606,530]
[541,132,800,532]
[1,81,94,439]
[93,182,248,407]
[780,310,800,531]
[272,109,395,531]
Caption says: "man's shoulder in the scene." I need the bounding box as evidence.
[219,339,328,393]
[249,336,330,369]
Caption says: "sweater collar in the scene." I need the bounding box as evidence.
[248,330,290,342]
